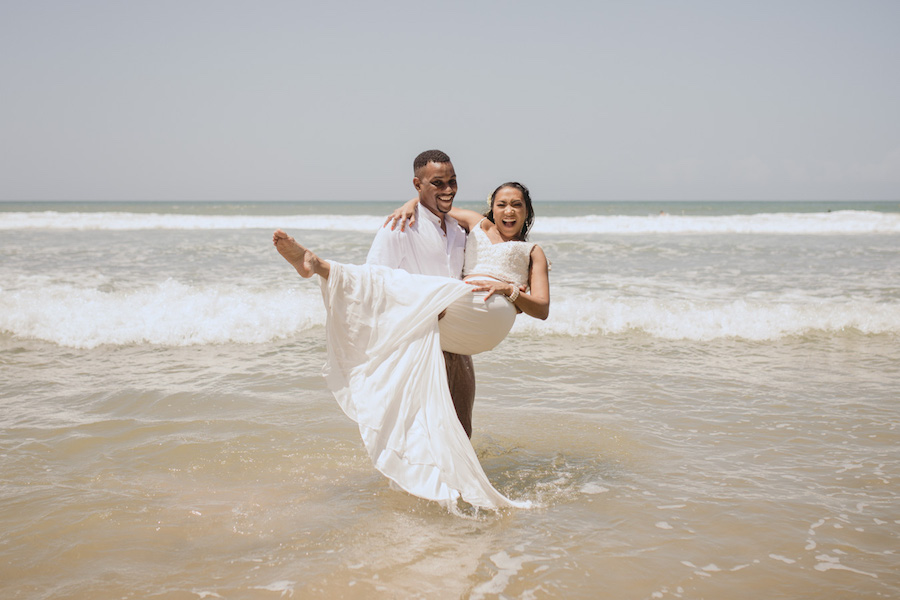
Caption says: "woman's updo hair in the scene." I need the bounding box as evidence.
[484,182,535,241]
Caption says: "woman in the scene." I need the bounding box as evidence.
[273,183,549,511]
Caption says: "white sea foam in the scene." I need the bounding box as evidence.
[535,211,900,235]
[514,292,900,340]
[2,210,898,234]
[0,211,386,232]
[0,280,325,349]
[2,282,897,348]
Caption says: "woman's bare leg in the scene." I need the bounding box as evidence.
[272,229,331,279]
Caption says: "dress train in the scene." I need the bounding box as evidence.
[318,262,529,510]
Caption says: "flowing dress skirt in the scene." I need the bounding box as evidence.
[319,263,529,510]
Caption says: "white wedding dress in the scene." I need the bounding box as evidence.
[318,222,537,510]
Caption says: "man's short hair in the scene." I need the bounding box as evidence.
[413,149,451,173]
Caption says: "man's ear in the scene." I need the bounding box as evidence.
[413,176,421,191]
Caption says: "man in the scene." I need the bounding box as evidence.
[365,149,476,437]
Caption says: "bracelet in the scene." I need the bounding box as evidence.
[508,285,520,302]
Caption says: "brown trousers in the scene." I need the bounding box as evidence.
[443,351,475,438]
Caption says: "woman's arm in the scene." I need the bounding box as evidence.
[384,199,484,233]
[384,198,419,231]
[516,245,550,320]
[446,205,484,233]
[467,245,551,320]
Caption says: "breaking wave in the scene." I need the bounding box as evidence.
[2,282,896,348]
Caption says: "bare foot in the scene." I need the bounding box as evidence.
[272,229,328,278]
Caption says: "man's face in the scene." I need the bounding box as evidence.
[414,161,457,216]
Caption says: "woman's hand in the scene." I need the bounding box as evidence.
[470,245,551,319]
[384,198,419,231]
[466,280,522,302]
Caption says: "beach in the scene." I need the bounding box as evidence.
[1,200,899,598]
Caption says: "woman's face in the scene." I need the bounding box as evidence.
[491,187,527,240]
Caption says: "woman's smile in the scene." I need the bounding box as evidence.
[491,187,527,240]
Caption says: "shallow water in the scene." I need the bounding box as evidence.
[1,201,898,598]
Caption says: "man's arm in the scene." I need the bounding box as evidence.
[366,214,412,269]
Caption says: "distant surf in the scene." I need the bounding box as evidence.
[2,210,899,234]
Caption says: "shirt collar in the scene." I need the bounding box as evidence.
[418,203,458,233]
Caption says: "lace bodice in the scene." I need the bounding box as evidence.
[462,219,535,288]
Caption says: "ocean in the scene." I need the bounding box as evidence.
[1,200,898,599]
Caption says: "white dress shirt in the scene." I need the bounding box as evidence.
[366,204,467,279]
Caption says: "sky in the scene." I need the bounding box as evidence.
[1,0,898,202]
